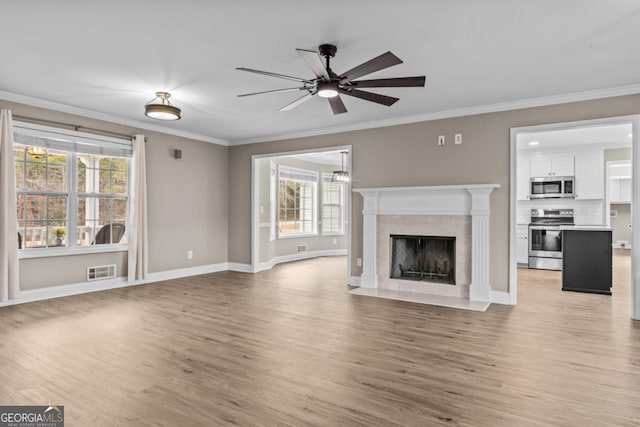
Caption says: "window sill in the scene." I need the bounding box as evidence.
[321,232,345,236]
[277,233,319,239]
[18,245,128,259]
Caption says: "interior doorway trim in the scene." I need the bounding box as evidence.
[509,115,640,320]
[251,145,353,278]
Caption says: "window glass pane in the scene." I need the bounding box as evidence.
[111,158,126,171]
[98,198,111,221]
[26,147,46,162]
[47,165,67,191]
[78,196,97,221]
[15,161,25,189]
[95,221,111,245]
[77,222,95,246]
[113,199,127,220]
[47,150,67,165]
[17,221,25,249]
[98,157,111,170]
[111,169,127,195]
[25,162,46,190]
[16,194,26,220]
[98,169,111,193]
[48,195,67,221]
[77,158,88,192]
[26,195,46,220]
[24,220,46,248]
[14,146,25,161]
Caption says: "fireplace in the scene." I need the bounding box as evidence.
[353,184,499,303]
[390,235,456,285]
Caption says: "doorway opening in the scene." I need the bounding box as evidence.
[510,116,640,319]
[251,146,352,280]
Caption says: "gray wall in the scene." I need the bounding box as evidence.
[228,94,640,292]
[3,99,229,290]
[258,157,347,263]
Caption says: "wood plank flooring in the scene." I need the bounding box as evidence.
[0,254,639,426]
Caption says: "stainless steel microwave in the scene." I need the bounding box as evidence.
[530,176,574,199]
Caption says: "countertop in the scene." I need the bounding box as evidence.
[560,225,611,231]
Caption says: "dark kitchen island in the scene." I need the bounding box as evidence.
[561,226,612,295]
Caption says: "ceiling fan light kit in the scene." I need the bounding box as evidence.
[237,43,426,115]
[145,91,181,121]
[317,81,339,98]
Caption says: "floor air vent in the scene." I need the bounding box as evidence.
[87,264,117,282]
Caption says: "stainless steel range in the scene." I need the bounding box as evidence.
[528,209,574,271]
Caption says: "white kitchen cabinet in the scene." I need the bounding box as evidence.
[574,150,604,200]
[517,154,531,200]
[516,225,529,265]
[529,153,574,177]
[610,177,631,203]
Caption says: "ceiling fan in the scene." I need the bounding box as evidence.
[236,44,426,115]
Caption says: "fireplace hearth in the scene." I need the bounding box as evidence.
[390,235,456,285]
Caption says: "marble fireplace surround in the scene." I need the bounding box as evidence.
[353,184,500,303]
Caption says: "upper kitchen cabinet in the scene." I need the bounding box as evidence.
[517,154,531,200]
[574,150,604,200]
[529,153,574,177]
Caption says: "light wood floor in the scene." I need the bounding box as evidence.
[1,255,639,426]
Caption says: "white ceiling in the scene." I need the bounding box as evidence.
[2,1,640,145]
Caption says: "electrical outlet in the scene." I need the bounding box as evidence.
[357,258,362,267]
[260,205,264,214]
[187,250,193,260]
[455,133,462,144]
[332,238,337,245]
[438,135,445,146]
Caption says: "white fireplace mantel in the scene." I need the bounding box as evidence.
[353,184,500,302]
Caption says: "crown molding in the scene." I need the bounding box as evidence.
[0,90,229,146]
[230,83,640,146]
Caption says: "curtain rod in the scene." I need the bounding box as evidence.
[12,114,146,142]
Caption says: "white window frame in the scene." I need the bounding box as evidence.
[321,173,345,235]
[277,166,318,238]
[14,122,131,259]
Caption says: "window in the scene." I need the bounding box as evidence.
[321,174,345,235]
[14,123,131,252]
[278,167,318,236]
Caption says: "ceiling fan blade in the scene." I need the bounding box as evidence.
[236,67,312,83]
[340,88,399,106]
[238,87,308,97]
[279,92,315,112]
[328,96,347,115]
[349,76,426,88]
[296,49,330,81]
[339,52,403,83]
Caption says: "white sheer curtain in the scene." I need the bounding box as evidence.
[0,109,19,301]
[128,134,148,281]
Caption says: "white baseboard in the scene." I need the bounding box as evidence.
[227,262,254,273]
[491,290,512,305]
[1,262,228,308]
[348,275,361,287]
[146,262,229,282]
[256,249,348,273]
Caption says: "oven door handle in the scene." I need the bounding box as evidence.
[529,225,561,231]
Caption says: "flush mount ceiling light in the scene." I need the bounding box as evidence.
[144,91,181,120]
[331,151,350,183]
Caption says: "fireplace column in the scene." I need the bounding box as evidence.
[468,188,493,302]
[360,191,378,288]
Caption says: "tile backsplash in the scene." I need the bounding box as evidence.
[517,199,604,225]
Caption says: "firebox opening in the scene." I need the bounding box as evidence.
[390,234,456,285]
